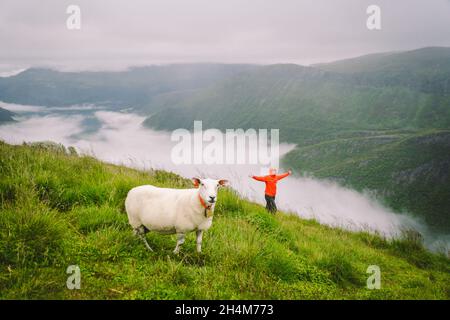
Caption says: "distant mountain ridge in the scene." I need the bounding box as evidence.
[316,47,450,95]
[316,47,450,74]
[0,64,258,109]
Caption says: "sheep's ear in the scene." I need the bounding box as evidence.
[218,179,229,187]
[192,178,201,187]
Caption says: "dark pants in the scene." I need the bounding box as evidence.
[265,194,277,214]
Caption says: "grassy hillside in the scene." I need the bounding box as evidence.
[0,141,449,299]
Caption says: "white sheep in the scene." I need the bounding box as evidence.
[125,177,228,254]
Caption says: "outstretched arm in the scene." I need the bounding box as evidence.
[251,175,267,182]
[276,170,292,181]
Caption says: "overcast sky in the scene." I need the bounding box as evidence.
[1,0,450,71]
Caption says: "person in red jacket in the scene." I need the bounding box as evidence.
[250,168,292,214]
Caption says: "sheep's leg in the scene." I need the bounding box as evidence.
[196,230,203,253]
[134,226,153,252]
[173,233,185,254]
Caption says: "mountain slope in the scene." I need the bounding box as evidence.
[316,47,450,94]
[0,141,448,299]
[144,48,450,139]
[282,129,450,231]
[144,63,450,141]
[0,64,256,109]
[0,107,14,123]
[316,47,450,73]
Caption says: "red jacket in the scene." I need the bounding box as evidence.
[252,172,290,196]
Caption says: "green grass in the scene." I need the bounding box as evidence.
[0,141,449,299]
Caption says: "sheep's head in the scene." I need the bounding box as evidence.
[192,177,228,206]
